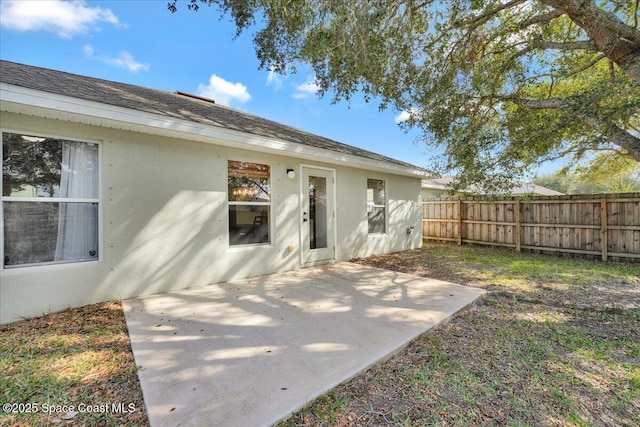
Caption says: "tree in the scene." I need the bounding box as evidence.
[169,0,640,193]
[532,171,574,194]
[571,153,640,193]
[2,133,62,197]
[534,153,640,193]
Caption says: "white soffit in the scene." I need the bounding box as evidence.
[0,83,427,178]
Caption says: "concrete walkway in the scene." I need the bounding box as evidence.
[123,262,485,427]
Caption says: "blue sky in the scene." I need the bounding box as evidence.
[0,0,560,175]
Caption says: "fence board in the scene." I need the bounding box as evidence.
[422,193,640,261]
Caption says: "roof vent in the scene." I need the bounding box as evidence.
[175,91,215,104]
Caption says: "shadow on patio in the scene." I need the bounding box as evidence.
[123,262,485,427]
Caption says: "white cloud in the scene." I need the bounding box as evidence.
[84,44,150,73]
[83,44,94,57]
[394,108,422,124]
[394,110,411,124]
[106,51,150,73]
[292,82,319,99]
[266,68,283,90]
[197,74,251,107]
[0,0,120,38]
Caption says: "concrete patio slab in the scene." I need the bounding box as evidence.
[123,262,485,427]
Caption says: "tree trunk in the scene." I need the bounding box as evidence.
[541,0,640,82]
[511,96,640,161]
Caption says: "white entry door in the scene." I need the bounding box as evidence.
[301,166,336,265]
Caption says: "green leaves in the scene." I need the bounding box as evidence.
[534,152,640,193]
[171,0,640,192]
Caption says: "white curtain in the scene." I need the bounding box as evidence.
[54,142,99,261]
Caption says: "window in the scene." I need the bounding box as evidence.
[308,175,328,250]
[2,132,99,267]
[228,160,271,246]
[367,178,386,234]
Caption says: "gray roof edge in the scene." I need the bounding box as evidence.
[422,177,565,195]
[0,60,425,174]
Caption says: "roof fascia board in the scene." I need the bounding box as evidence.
[0,83,426,178]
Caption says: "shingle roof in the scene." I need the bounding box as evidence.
[422,177,564,196]
[0,60,419,170]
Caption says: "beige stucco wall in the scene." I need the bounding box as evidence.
[0,112,422,323]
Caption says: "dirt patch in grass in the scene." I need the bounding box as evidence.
[0,301,147,427]
[280,244,640,427]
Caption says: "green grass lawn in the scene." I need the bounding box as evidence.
[1,243,638,426]
[280,244,640,426]
[0,302,147,426]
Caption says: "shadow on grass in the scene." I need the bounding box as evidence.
[0,302,148,426]
[280,244,640,426]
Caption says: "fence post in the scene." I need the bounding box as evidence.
[601,198,608,261]
[457,199,462,245]
[515,200,521,253]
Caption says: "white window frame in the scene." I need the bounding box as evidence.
[367,177,387,234]
[0,129,102,269]
[227,159,273,249]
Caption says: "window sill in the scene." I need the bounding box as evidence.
[227,243,275,253]
[1,259,101,272]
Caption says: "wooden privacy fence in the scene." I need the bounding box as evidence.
[422,193,640,261]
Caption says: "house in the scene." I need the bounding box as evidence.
[505,183,565,197]
[0,60,426,324]
[421,177,467,200]
[421,177,564,200]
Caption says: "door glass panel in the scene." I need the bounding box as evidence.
[309,176,327,250]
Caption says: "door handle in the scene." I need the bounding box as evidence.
[303,212,308,222]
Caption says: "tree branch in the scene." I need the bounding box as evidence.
[580,116,640,161]
[518,9,563,27]
[552,53,606,79]
[500,96,640,160]
[540,0,640,81]
[465,0,528,32]
[532,40,596,50]
[476,10,567,60]
[538,145,627,164]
